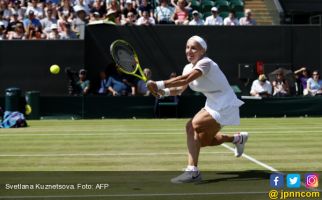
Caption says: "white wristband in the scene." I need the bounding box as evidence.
[155,81,165,90]
[162,88,170,97]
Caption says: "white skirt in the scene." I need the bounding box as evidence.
[204,104,241,126]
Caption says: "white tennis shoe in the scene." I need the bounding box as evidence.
[234,132,248,157]
[171,170,202,184]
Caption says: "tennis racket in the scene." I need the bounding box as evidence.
[110,40,147,82]
[110,40,160,97]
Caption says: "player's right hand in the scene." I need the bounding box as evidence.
[146,80,160,98]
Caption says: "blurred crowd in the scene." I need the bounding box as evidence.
[66,66,322,97]
[0,0,255,40]
[66,67,157,96]
[250,67,322,97]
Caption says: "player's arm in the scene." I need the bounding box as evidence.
[164,69,202,88]
[162,85,188,96]
[147,69,202,96]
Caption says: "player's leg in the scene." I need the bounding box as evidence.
[185,118,200,167]
[204,106,249,157]
[171,109,217,183]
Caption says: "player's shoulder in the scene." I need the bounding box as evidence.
[196,57,216,67]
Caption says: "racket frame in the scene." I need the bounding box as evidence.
[110,40,148,82]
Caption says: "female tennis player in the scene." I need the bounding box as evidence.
[147,35,248,183]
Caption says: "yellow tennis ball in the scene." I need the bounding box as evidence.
[50,64,60,74]
[25,104,32,115]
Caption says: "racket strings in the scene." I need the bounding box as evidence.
[113,45,136,73]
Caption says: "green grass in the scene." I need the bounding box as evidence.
[0,118,321,171]
[0,118,321,199]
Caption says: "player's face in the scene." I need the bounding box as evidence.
[186,40,205,65]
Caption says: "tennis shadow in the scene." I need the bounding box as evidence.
[196,170,271,185]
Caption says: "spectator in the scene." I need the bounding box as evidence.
[0,10,8,28]
[250,74,272,97]
[9,0,26,21]
[98,71,110,94]
[172,0,189,25]
[154,0,174,24]
[90,0,107,18]
[104,9,122,24]
[7,11,22,32]
[189,10,204,25]
[7,22,25,39]
[89,11,102,23]
[122,0,137,21]
[307,70,322,96]
[106,73,133,96]
[58,0,74,21]
[171,0,191,9]
[41,8,57,34]
[43,1,58,19]
[136,10,155,25]
[223,10,239,26]
[294,67,310,95]
[72,5,88,39]
[59,22,78,39]
[23,10,42,31]
[25,24,44,39]
[25,0,44,19]
[122,76,136,96]
[0,0,11,21]
[106,0,120,16]
[122,11,136,25]
[57,12,72,32]
[204,7,223,25]
[138,0,153,18]
[74,0,91,14]
[47,23,60,39]
[272,70,290,97]
[137,68,152,96]
[169,72,177,78]
[239,9,256,26]
[76,69,90,95]
[0,21,6,39]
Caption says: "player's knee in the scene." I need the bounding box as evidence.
[197,134,212,147]
[191,119,203,133]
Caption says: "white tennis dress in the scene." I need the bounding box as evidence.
[182,57,244,125]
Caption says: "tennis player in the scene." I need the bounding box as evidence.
[147,35,248,183]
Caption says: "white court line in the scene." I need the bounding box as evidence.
[221,144,321,192]
[221,144,279,172]
[0,191,267,199]
[0,130,322,137]
[1,126,322,132]
[0,152,230,157]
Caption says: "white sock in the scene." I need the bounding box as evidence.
[185,165,199,172]
[233,133,241,144]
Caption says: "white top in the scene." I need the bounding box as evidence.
[307,78,322,91]
[155,6,174,22]
[189,19,205,25]
[136,16,155,25]
[250,80,272,95]
[204,15,223,25]
[223,17,239,26]
[239,17,256,25]
[182,57,244,111]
